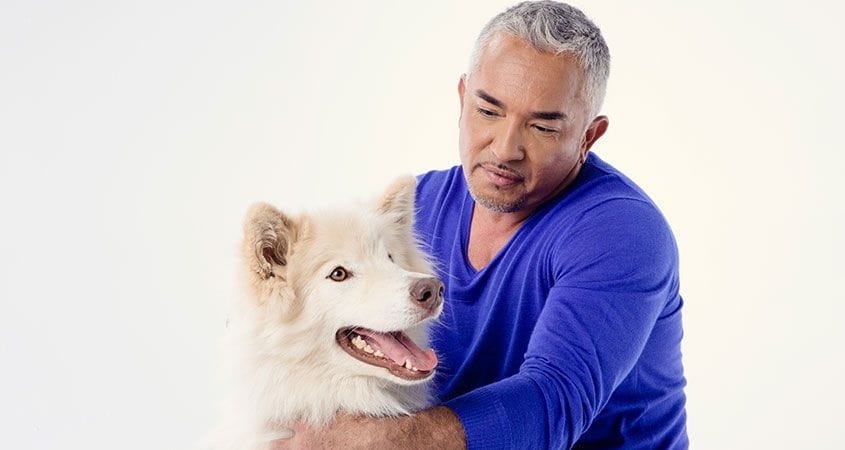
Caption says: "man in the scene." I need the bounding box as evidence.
[280,1,687,448]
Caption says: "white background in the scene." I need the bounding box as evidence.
[2,1,843,449]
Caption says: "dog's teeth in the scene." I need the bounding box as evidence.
[412,366,418,372]
[363,345,374,354]
[373,350,384,358]
[404,360,413,370]
[351,335,366,349]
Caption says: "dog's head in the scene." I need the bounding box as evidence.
[240,176,442,385]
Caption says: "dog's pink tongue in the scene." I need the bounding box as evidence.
[357,330,437,371]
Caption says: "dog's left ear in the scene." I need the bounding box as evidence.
[377,175,417,231]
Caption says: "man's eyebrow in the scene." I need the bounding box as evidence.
[475,90,504,108]
[529,111,567,121]
[475,89,567,121]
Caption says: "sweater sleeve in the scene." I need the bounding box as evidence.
[442,198,679,449]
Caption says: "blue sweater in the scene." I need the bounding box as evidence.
[414,153,688,449]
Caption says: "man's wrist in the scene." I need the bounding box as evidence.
[278,405,467,449]
[354,405,466,450]
[394,406,466,450]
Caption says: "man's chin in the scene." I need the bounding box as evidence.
[467,182,526,213]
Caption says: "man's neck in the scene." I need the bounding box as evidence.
[472,204,532,231]
[466,205,534,271]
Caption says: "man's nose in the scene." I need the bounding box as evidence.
[491,120,525,162]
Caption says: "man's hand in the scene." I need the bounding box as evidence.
[271,406,466,450]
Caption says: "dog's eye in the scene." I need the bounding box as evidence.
[388,253,394,262]
[328,266,350,282]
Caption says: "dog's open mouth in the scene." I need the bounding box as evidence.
[335,327,437,381]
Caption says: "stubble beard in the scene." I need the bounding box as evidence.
[466,177,526,213]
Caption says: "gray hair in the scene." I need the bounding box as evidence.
[467,1,610,118]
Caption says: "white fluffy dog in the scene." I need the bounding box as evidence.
[210,176,443,450]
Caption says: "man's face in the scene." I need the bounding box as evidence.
[458,33,607,214]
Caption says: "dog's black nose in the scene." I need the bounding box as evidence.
[410,277,444,309]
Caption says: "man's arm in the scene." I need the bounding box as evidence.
[439,198,683,449]
[274,406,466,450]
[280,199,681,449]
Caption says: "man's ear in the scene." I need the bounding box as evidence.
[376,175,417,231]
[457,74,467,122]
[580,115,609,161]
[242,202,296,281]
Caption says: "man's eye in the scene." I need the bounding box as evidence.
[533,125,557,134]
[477,107,497,117]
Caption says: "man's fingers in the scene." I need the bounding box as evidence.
[264,428,295,440]
[265,427,297,449]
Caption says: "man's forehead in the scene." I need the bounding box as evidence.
[469,33,587,114]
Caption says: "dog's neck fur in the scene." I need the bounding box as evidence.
[226,300,432,429]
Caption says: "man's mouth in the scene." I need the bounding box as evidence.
[479,164,524,188]
[335,327,437,381]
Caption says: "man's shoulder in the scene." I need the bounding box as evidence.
[541,153,668,229]
[538,153,677,255]
[413,166,466,236]
[569,152,659,209]
[414,165,466,214]
[416,165,463,195]
[539,154,680,288]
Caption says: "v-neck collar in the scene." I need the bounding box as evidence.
[457,186,537,278]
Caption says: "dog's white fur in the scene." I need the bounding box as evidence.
[209,176,440,450]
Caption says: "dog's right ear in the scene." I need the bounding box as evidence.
[243,202,296,281]
[377,175,417,229]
